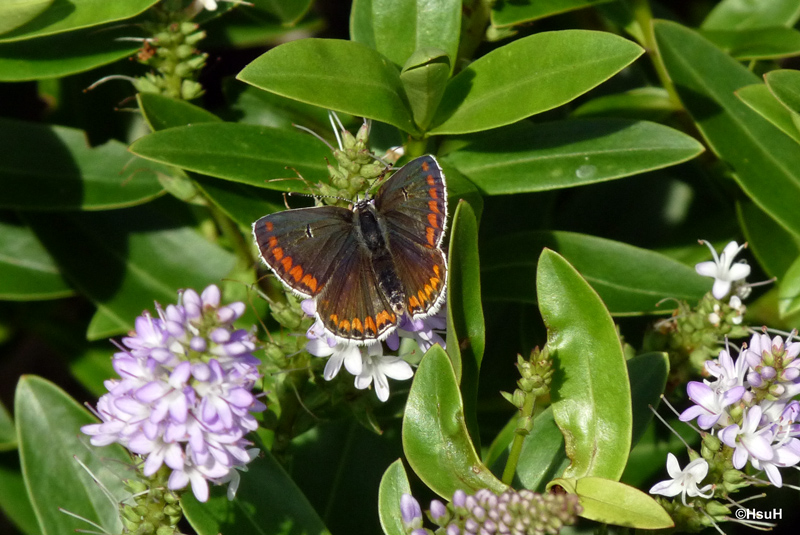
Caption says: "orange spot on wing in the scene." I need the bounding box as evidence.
[364,316,377,335]
[429,188,439,199]
[329,313,339,325]
[273,247,284,261]
[421,161,430,172]
[428,200,440,213]
[424,284,433,298]
[338,319,351,333]
[376,310,392,330]
[289,265,303,281]
[269,236,277,247]
[301,274,318,293]
[409,295,421,311]
[427,213,439,228]
[426,227,436,247]
[265,221,274,231]
[351,318,363,335]
[281,256,293,271]
[426,174,435,186]
[434,265,441,277]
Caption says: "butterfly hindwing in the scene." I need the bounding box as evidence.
[252,206,356,298]
[315,247,398,341]
[388,232,447,318]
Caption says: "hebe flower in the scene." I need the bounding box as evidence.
[400,488,581,535]
[82,285,265,502]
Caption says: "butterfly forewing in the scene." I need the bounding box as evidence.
[253,206,355,298]
[375,155,448,251]
[315,248,398,341]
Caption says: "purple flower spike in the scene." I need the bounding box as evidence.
[81,285,264,503]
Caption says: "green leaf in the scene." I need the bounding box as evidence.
[137,92,222,132]
[445,200,485,450]
[378,460,411,535]
[622,419,698,489]
[443,119,704,194]
[0,0,159,42]
[129,123,332,190]
[402,345,507,497]
[0,0,52,36]
[537,250,631,480]
[778,256,800,317]
[429,31,643,135]
[250,0,313,25]
[15,376,131,535]
[702,0,800,30]
[237,38,417,134]
[554,477,673,529]
[0,118,165,210]
[0,24,139,81]
[655,20,800,238]
[571,87,679,122]
[766,69,800,117]
[627,352,668,448]
[194,176,285,228]
[350,0,460,71]
[0,220,73,300]
[736,83,800,144]
[0,450,40,535]
[515,407,570,491]
[482,231,709,314]
[27,200,237,340]
[182,448,330,535]
[0,401,14,450]
[491,0,613,27]
[701,27,800,60]
[737,200,800,278]
[400,48,451,130]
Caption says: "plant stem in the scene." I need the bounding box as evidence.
[630,0,681,107]
[502,391,537,485]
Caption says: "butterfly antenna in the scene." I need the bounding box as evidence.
[292,123,335,151]
[328,111,345,149]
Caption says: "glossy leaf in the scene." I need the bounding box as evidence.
[515,407,570,491]
[702,0,800,30]
[250,0,313,25]
[736,83,800,144]
[0,402,14,449]
[0,25,139,81]
[766,69,800,116]
[377,460,411,535]
[445,200,485,449]
[701,27,800,60]
[571,87,679,122]
[129,123,331,190]
[555,477,673,528]
[194,176,285,228]
[429,31,643,135]
[482,231,709,314]
[237,39,417,133]
[443,119,703,194]
[0,0,158,42]
[537,250,631,480]
[737,200,800,278]
[628,352,668,448]
[15,376,131,535]
[27,201,236,339]
[0,118,165,210]
[0,450,40,535]
[778,256,800,317]
[622,419,698,489]
[182,448,330,535]
[400,48,451,130]
[350,0,460,71]
[137,92,221,132]
[0,220,72,300]
[491,0,613,27]
[403,345,507,497]
[655,20,800,238]
[0,0,52,36]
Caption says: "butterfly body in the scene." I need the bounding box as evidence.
[253,155,448,344]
